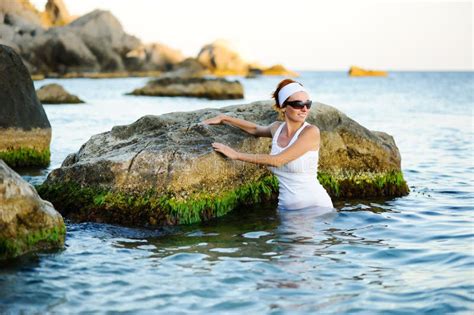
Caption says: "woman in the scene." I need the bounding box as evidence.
[202,79,333,210]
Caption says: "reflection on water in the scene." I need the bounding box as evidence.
[1,72,473,314]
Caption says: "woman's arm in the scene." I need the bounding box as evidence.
[202,114,279,138]
[212,125,320,167]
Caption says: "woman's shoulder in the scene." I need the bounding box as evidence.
[298,123,321,150]
[303,122,320,133]
[270,121,284,136]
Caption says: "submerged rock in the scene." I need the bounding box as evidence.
[0,44,51,167]
[128,77,244,100]
[38,101,408,227]
[36,83,84,104]
[349,66,388,77]
[0,160,65,260]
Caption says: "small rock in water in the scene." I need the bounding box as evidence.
[128,76,244,100]
[36,83,84,104]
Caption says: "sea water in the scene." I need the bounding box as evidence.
[1,72,472,314]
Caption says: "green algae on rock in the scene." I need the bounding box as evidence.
[0,147,50,167]
[37,175,278,226]
[318,170,408,198]
[0,160,65,260]
[39,101,408,227]
[0,45,52,168]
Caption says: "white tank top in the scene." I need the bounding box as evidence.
[269,122,333,210]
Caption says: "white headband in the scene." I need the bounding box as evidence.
[277,82,308,106]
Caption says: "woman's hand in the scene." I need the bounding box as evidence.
[212,142,240,160]
[202,114,227,125]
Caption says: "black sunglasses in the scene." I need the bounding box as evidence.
[284,100,312,109]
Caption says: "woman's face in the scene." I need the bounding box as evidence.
[284,91,311,122]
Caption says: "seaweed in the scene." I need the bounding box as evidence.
[0,147,50,167]
[0,225,66,260]
[37,170,408,227]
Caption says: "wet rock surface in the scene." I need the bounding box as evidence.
[39,101,408,227]
[0,160,65,260]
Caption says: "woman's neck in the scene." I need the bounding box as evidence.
[283,119,305,137]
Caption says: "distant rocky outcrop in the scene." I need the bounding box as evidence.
[0,0,43,27]
[38,101,408,227]
[349,66,388,77]
[1,1,295,77]
[0,44,51,167]
[128,77,244,100]
[0,1,181,75]
[197,40,298,77]
[125,42,185,71]
[42,0,72,27]
[36,83,84,104]
[166,58,210,78]
[260,64,298,77]
[0,160,65,260]
[197,40,249,76]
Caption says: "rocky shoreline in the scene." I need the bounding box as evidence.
[1,1,296,78]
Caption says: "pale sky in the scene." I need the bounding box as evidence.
[31,0,472,70]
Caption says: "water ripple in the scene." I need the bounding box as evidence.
[2,73,472,314]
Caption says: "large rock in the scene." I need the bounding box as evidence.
[0,44,51,167]
[27,29,99,73]
[36,83,84,104]
[0,160,65,260]
[38,101,408,227]
[1,4,145,74]
[65,10,140,71]
[128,77,244,100]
